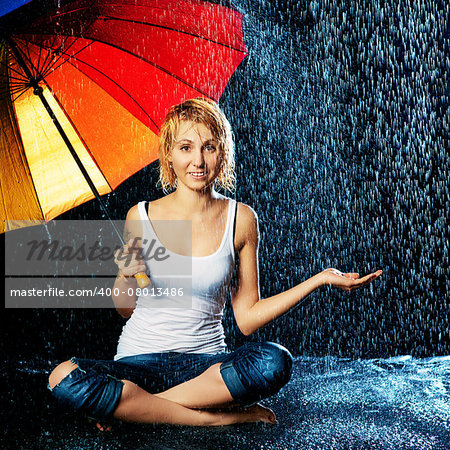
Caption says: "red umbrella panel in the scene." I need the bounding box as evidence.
[0,0,247,232]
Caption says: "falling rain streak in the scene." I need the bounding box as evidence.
[217,0,448,358]
[15,0,447,360]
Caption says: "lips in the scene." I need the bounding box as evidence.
[189,171,207,178]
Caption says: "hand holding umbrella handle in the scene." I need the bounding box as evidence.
[134,272,150,288]
[115,240,150,288]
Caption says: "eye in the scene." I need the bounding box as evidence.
[204,144,216,152]
[180,145,191,152]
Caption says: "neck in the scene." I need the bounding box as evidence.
[172,183,220,216]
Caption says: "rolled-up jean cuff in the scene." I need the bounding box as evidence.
[220,360,250,405]
[48,357,124,420]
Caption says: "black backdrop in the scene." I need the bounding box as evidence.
[2,0,448,361]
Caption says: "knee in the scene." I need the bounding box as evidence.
[48,359,78,389]
[257,342,293,389]
[221,342,293,405]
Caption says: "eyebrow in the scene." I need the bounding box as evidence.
[175,139,217,145]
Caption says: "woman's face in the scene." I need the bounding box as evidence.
[169,120,222,191]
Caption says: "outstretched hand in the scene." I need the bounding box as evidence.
[321,268,382,292]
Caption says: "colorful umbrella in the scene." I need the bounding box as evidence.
[0,0,247,236]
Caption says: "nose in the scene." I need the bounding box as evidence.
[192,147,205,167]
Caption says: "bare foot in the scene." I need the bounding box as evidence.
[244,404,278,424]
[96,422,112,432]
[87,418,112,432]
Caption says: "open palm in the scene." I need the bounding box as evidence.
[322,268,383,292]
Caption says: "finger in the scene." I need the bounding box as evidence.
[116,252,144,269]
[349,272,380,289]
[358,273,376,284]
[128,237,143,250]
[121,262,147,276]
[363,271,382,283]
[116,245,144,266]
[115,245,130,257]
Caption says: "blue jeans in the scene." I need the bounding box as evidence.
[48,342,293,421]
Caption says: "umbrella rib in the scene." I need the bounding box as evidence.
[39,34,90,79]
[17,34,219,101]
[98,16,247,54]
[11,35,73,84]
[0,83,30,100]
[63,56,160,130]
[7,38,160,128]
[7,77,29,88]
[3,84,28,96]
[29,4,100,78]
[32,35,57,78]
[16,9,99,82]
[40,40,95,80]
[76,38,217,100]
[36,32,65,77]
[37,37,43,78]
[22,35,213,100]
[9,87,31,103]
[14,34,60,81]
[0,56,27,80]
[3,73,28,84]
[39,1,245,53]
[2,62,25,79]
[22,39,37,80]
[13,38,40,82]
[15,35,162,130]
[8,40,40,84]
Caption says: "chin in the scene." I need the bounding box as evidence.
[190,181,214,192]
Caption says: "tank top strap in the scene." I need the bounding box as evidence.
[137,200,147,220]
[136,201,155,241]
[227,198,237,257]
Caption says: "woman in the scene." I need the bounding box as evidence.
[48,98,382,428]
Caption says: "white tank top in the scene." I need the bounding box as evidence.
[114,195,237,359]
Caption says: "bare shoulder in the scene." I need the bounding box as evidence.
[126,196,171,220]
[235,202,259,250]
[125,204,140,220]
[123,204,144,241]
[236,202,258,225]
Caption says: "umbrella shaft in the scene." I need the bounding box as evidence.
[36,90,125,245]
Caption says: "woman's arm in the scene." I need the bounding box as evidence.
[112,273,138,319]
[111,205,147,319]
[230,204,382,336]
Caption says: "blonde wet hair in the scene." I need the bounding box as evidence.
[158,98,235,193]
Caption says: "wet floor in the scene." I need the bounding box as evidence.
[2,355,449,449]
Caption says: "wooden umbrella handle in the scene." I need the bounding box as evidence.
[134,272,150,288]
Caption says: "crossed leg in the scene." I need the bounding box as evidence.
[49,343,292,428]
[48,360,276,427]
[155,363,235,408]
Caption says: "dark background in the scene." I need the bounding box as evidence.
[2,0,448,361]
